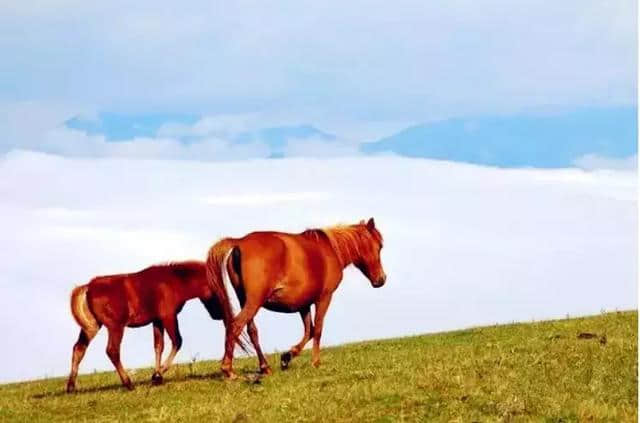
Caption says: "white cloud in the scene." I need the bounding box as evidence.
[0,1,635,124]
[157,114,261,139]
[0,103,367,160]
[44,129,271,160]
[0,103,272,160]
[0,152,635,382]
[203,192,331,206]
[573,154,637,171]
[0,101,80,151]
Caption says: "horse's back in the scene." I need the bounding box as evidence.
[236,231,323,267]
[233,230,342,310]
[237,230,339,276]
[84,262,206,327]
[138,261,206,283]
[234,232,289,278]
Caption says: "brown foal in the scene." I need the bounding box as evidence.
[206,218,386,379]
[66,261,238,392]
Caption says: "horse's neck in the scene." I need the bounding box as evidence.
[306,227,363,268]
[334,239,363,269]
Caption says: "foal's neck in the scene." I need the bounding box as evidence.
[179,276,209,302]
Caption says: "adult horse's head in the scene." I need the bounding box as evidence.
[319,218,387,288]
[354,217,386,288]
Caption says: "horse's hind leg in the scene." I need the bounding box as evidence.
[246,319,271,375]
[151,321,164,385]
[221,300,261,379]
[281,307,313,370]
[159,316,182,375]
[105,325,133,390]
[66,328,98,393]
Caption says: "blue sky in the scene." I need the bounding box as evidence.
[0,1,636,165]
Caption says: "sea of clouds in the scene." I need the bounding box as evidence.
[0,151,636,382]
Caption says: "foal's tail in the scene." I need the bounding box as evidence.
[206,239,250,353]
[70,285,100,337]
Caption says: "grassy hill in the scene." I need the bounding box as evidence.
[0,311,636,422]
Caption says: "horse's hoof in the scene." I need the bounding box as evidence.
[280,352,292,370]
[151,372,163,386]
[260,366,273,375]
[223,370,239,381]
[312,360,320,368]
[124,381,135,391]
[66,383,76,394]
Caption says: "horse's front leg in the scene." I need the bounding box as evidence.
[281,306,313,370]
[159,316,182,375]
[311,295,332,368]
[151,321,164,385]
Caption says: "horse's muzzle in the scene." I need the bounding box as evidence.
[372,275,386,288]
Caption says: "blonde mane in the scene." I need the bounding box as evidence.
[302,223,381,267]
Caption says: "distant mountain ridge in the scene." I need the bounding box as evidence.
[65,114,338,158]
[65,107,637,167]
[362,107,637,167]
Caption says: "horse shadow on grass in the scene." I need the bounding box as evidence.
[31,370,264,399]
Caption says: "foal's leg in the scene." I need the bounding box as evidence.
[281,307,313,370]
[105,325,133,390]
[246,319,271,375]
[66,328,99,393]
[159,316,182,375]
[151,321,164,385]
[311,296,332,368]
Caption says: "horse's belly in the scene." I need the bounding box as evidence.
[263,281,319,312]
[125,299,158,327]
[263,301,300,313]
[126,311,154,327]
[127,319,152,328]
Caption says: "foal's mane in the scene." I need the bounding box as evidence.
[302,224,382,266]
[144,260,205,279]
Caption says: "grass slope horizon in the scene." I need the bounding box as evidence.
[1,311,636,421]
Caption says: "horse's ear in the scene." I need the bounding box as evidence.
[366,217,376,230]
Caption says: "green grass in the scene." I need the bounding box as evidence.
[1,311,636,422]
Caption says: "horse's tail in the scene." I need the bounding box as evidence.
[70,284,100,337]
[206,239,250,353]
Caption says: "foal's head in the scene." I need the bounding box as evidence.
[353,218,387,288]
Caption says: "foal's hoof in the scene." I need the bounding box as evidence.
[66,383,76,394]
[151,372,163,386]
[280,352,292,370]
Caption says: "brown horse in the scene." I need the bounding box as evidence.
[206,218,386,379]
[65,261,239,393]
